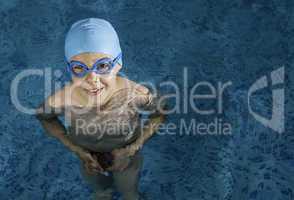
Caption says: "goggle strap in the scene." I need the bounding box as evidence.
[113,52,122,65]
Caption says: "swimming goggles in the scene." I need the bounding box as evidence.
[67,52,122,78]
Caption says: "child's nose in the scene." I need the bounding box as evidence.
[86,72,100,85]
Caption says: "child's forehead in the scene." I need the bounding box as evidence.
[70,52,112,63]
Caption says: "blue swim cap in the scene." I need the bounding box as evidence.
[65,18,122,66]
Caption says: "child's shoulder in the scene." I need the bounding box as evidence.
[117,76,150,95]
[45,84,74,108]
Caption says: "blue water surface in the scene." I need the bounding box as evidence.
[0,0,294,200]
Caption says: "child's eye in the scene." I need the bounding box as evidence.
[100,63,107,68]
[73,65,85,73]
[98,63,111,72]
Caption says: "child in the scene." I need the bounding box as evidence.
[35,18,165,200]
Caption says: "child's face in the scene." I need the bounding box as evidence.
[69,52,122,96]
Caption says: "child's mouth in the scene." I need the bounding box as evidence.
[87,87,104,95]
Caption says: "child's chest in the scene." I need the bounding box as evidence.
[64,88,142,138]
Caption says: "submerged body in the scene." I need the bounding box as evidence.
[37,76,161,200]
[65,85,152,152]
[67,81,155,200]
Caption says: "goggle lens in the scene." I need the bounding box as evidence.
[95,61,112,74]
[72,65,85,74]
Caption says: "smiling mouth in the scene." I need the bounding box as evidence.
[87,87,104,95]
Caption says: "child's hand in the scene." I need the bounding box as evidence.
[112,144,140,159]
[106,156,131,172]
[77,149,104,174]
[106,147,137,172]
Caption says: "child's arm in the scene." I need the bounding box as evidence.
[111,85,167,159]
[35,88,104,173]
[129,85,166,153]
[35,88,82,154]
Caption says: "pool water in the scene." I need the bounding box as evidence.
[0,0,293,199]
